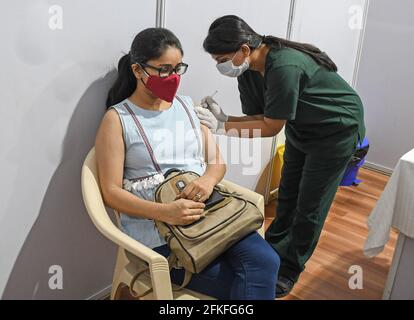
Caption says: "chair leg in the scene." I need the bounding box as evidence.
[110,282,125,300]
[110,248,129,300]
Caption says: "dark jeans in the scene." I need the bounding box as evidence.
[153,231,280,300]
[265,139,353,283]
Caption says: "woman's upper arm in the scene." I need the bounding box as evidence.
[200,123,224,165]
[95,109,125,203]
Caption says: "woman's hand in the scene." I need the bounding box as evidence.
[162,199,206,226]
[176,175,216,203]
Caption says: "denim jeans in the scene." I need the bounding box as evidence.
[153,231,280,300]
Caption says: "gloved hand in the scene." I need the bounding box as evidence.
[195,106,225,134]
[200,96,229,122]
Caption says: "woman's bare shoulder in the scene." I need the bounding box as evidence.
[95,108,123,147]
[101,108,122,129]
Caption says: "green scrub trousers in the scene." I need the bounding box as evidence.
[265,139,353,283]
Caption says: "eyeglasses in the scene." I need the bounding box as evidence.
[138,62,188,78]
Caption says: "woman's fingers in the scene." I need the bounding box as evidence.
[189,208,205,214]
[179,181,207,203]
[181,183,195,198]
[182,214,203,225]
[188,186,202,201]
[198,194,209,203]
[180,203,208,225]
[185,199,205,209]
[187,208,205,215]
[193,189,211,204]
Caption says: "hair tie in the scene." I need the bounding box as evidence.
[127,51,134,63]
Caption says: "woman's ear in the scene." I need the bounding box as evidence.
[131,64,142,80]
[240,44,251,58]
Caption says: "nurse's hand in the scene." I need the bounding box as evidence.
[200,96,229,122]
[195,106,225,134]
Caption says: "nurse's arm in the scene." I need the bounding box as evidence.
[223,116,285,138]
[227,114,264,122]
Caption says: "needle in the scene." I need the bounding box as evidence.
[198,90,218,107]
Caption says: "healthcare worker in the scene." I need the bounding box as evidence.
[195,15,366,298]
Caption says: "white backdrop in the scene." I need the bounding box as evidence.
[291,0,368,85]
[356,0,414,171]
[0,0,156,299]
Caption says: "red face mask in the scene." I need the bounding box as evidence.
[142,73,181,103]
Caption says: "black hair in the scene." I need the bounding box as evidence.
[203,15,337,72]
[106,28,183,108]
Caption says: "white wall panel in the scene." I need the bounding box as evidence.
[291,0,367,84]
[356,0,414,171]
[0,0,156,299]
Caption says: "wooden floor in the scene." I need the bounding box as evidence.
[265,167,397,300]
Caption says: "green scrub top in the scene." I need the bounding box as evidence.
[237,46,366,158]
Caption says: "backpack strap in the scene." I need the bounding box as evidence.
[123,102,163,174]
[165,253,194,290]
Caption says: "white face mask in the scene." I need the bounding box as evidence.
[216,50,249,77]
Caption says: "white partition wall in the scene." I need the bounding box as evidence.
[0,0,156,299]
[356,0,414,172]
[164,0,293,189]
[291,0,368,85]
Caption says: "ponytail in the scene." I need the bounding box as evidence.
[106,53,137,108]
[262,35,338,72]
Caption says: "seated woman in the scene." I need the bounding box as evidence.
[95,27,280,300]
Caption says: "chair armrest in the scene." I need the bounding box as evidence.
[89,207,173,299]
[81,166,173,299]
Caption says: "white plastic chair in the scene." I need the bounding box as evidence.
[81,147,265,300]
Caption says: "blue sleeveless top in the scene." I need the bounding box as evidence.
[108,95,207,249]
